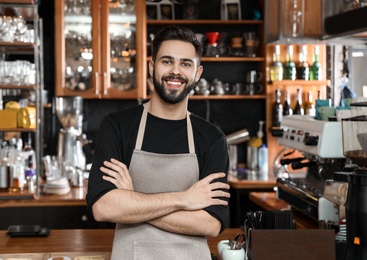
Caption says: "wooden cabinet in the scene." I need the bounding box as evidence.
[54,0,146,99]
[54,1,267,102]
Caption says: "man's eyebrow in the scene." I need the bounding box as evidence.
[159,55,194,64]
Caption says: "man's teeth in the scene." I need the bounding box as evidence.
[168,81,181,85]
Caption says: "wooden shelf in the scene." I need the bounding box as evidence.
[147,19,263,25]
[189,94,266,100]
[0,84,36,90]
[201,56,265,62]
[147,56,265,62]
[145,94,266,100]
[271,80,331,87]
[0,0,37,4]
[0,127,35,132]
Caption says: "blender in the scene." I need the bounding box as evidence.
[55,96,87,179]
[341,114,367,259]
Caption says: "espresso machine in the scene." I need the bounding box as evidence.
[275,115,346,220]
[55,96,87,177]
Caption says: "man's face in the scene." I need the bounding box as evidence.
[149,40,203,104]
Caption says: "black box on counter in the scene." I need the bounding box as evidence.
[247,229,335,260]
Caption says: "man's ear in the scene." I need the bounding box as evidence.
[148,60,154,77]
[195,65,203,82]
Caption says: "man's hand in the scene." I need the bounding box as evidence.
[181,172,230,211]
[100,158,134,190]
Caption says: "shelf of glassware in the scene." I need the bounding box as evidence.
[0,0,43,197]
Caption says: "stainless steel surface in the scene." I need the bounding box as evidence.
[278,115,344,158]
[226,129,250,145]
[55,96,86,172]
[55,96,83,133]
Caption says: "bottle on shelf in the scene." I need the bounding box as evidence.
[317,90,322,100]
[0,146,10,192]
[269,45,283,82]
[296,45,309,80]
[258,143,268,173]
[293,88,304,115]
[309,46,322,80]
[8,149,25,192]
[304,91,316,117]
[22,133,36,177]
[283,90,293,116]
[272,89,283,127]
[284,45,296,80]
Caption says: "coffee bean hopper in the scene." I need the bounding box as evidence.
[341,114,367,259]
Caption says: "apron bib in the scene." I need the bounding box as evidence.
[111,102,211,260]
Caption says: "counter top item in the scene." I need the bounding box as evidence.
[0,228,242,257]
[249,192,319,229]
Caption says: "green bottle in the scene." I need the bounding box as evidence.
[269,45,283,82]
[284,45,296,80]
[309,46,322,80]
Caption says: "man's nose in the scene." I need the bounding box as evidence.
[169,63,181,74]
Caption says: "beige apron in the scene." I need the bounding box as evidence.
[110,102,211,260]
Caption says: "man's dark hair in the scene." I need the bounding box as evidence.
[151,25,202,65]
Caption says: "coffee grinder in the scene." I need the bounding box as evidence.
[341,114,367,259]
[55,96,87,178]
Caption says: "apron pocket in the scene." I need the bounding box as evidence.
[133,240,210,260]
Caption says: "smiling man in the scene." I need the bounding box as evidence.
[86,25,230,260]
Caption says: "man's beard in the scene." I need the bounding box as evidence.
[153,74,195,104]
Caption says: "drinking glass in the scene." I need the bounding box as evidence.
[13,16,28,42]
[243,32,259,57]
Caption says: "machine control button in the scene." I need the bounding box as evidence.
[304,135,319,146]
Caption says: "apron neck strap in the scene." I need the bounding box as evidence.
[135,101,195,153]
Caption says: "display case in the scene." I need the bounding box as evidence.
[0,0,44,196]
[54,0,146,99]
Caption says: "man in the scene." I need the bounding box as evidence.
[86,25,230,259]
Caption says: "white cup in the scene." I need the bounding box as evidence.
[221,247,246,260]
[217,240,230,257]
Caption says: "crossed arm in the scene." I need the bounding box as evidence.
[91,158,230,237]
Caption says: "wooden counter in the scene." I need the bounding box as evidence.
[0,182,87,208]
[0,228,242,258]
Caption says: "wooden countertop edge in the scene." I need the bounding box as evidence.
[227,175,276,189]
[249,191,290,211]
[0,228,243,256]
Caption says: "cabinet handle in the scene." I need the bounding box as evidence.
[103,72,108,95]
[95,72,100,95]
